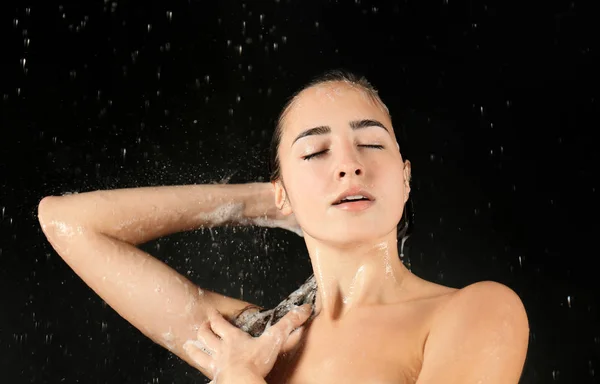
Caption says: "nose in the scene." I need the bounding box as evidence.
[335,151,364,180]
[337,166,362,179]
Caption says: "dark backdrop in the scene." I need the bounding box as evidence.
[1,1,598,383]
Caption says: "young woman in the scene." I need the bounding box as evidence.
[38,70,529,383]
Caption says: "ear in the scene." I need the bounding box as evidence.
[403,160,412,204]
[272,180,293,216]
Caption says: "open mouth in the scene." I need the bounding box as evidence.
[332,195,372,206]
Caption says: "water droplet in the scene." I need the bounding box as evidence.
[315,21,320,28]
[13,18,19,27]
[237,45,243,55]
[260,14,264,24]
[26,7,31,15]
[166,11,173,21]
[121,148,126,160]
[282,36,287,43]
[147,23,152,32]
[273,42,278,51]
[204,74,210,83]
[24,38,30,47]
[518,256,522,267]
[567,295,571,308]
[20,58,26,68]
[247,65,253,72]
[236,95,241,103]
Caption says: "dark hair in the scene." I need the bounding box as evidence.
[268,69,388,183]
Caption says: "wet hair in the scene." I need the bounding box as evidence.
[268,69,388,183]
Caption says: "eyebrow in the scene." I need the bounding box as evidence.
[291,119,390,146]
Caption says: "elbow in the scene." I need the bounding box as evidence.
[38,195,71,237]
[38,195,89,249]
[38,196,57,232]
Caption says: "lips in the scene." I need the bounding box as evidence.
[332,187,375,206]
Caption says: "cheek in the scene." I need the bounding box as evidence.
[378,162,405,198]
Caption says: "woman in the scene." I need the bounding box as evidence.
[38,70,529,383]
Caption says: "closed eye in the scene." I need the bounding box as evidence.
[302,149,329,161]
[302,145,384,161]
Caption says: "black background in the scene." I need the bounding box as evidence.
[1,0,598,383]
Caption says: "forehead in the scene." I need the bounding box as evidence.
[280,82,392,142]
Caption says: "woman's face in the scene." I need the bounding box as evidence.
[275,82,411,246]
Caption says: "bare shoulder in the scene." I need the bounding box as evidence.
[415,281,530,383]
[427,280,528,326]
[428,280,530,352]
[452,280,527,317]
[408,278,529,341]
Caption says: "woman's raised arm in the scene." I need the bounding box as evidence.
[37,183,281,378]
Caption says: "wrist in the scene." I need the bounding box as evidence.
[240,182,276,221]
[215,367,265,384]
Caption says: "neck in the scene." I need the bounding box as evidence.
[304,231,412,321]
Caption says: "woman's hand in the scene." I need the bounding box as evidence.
[267,208,302,237]
[184,304,311,382]
[244,183,303,237]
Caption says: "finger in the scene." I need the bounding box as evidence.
[207,308,240,339]
[261,304,311,346]
[276,304,312,334]
[196,320,221,352]
[183,340,214,369]
[281,325,306,353]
